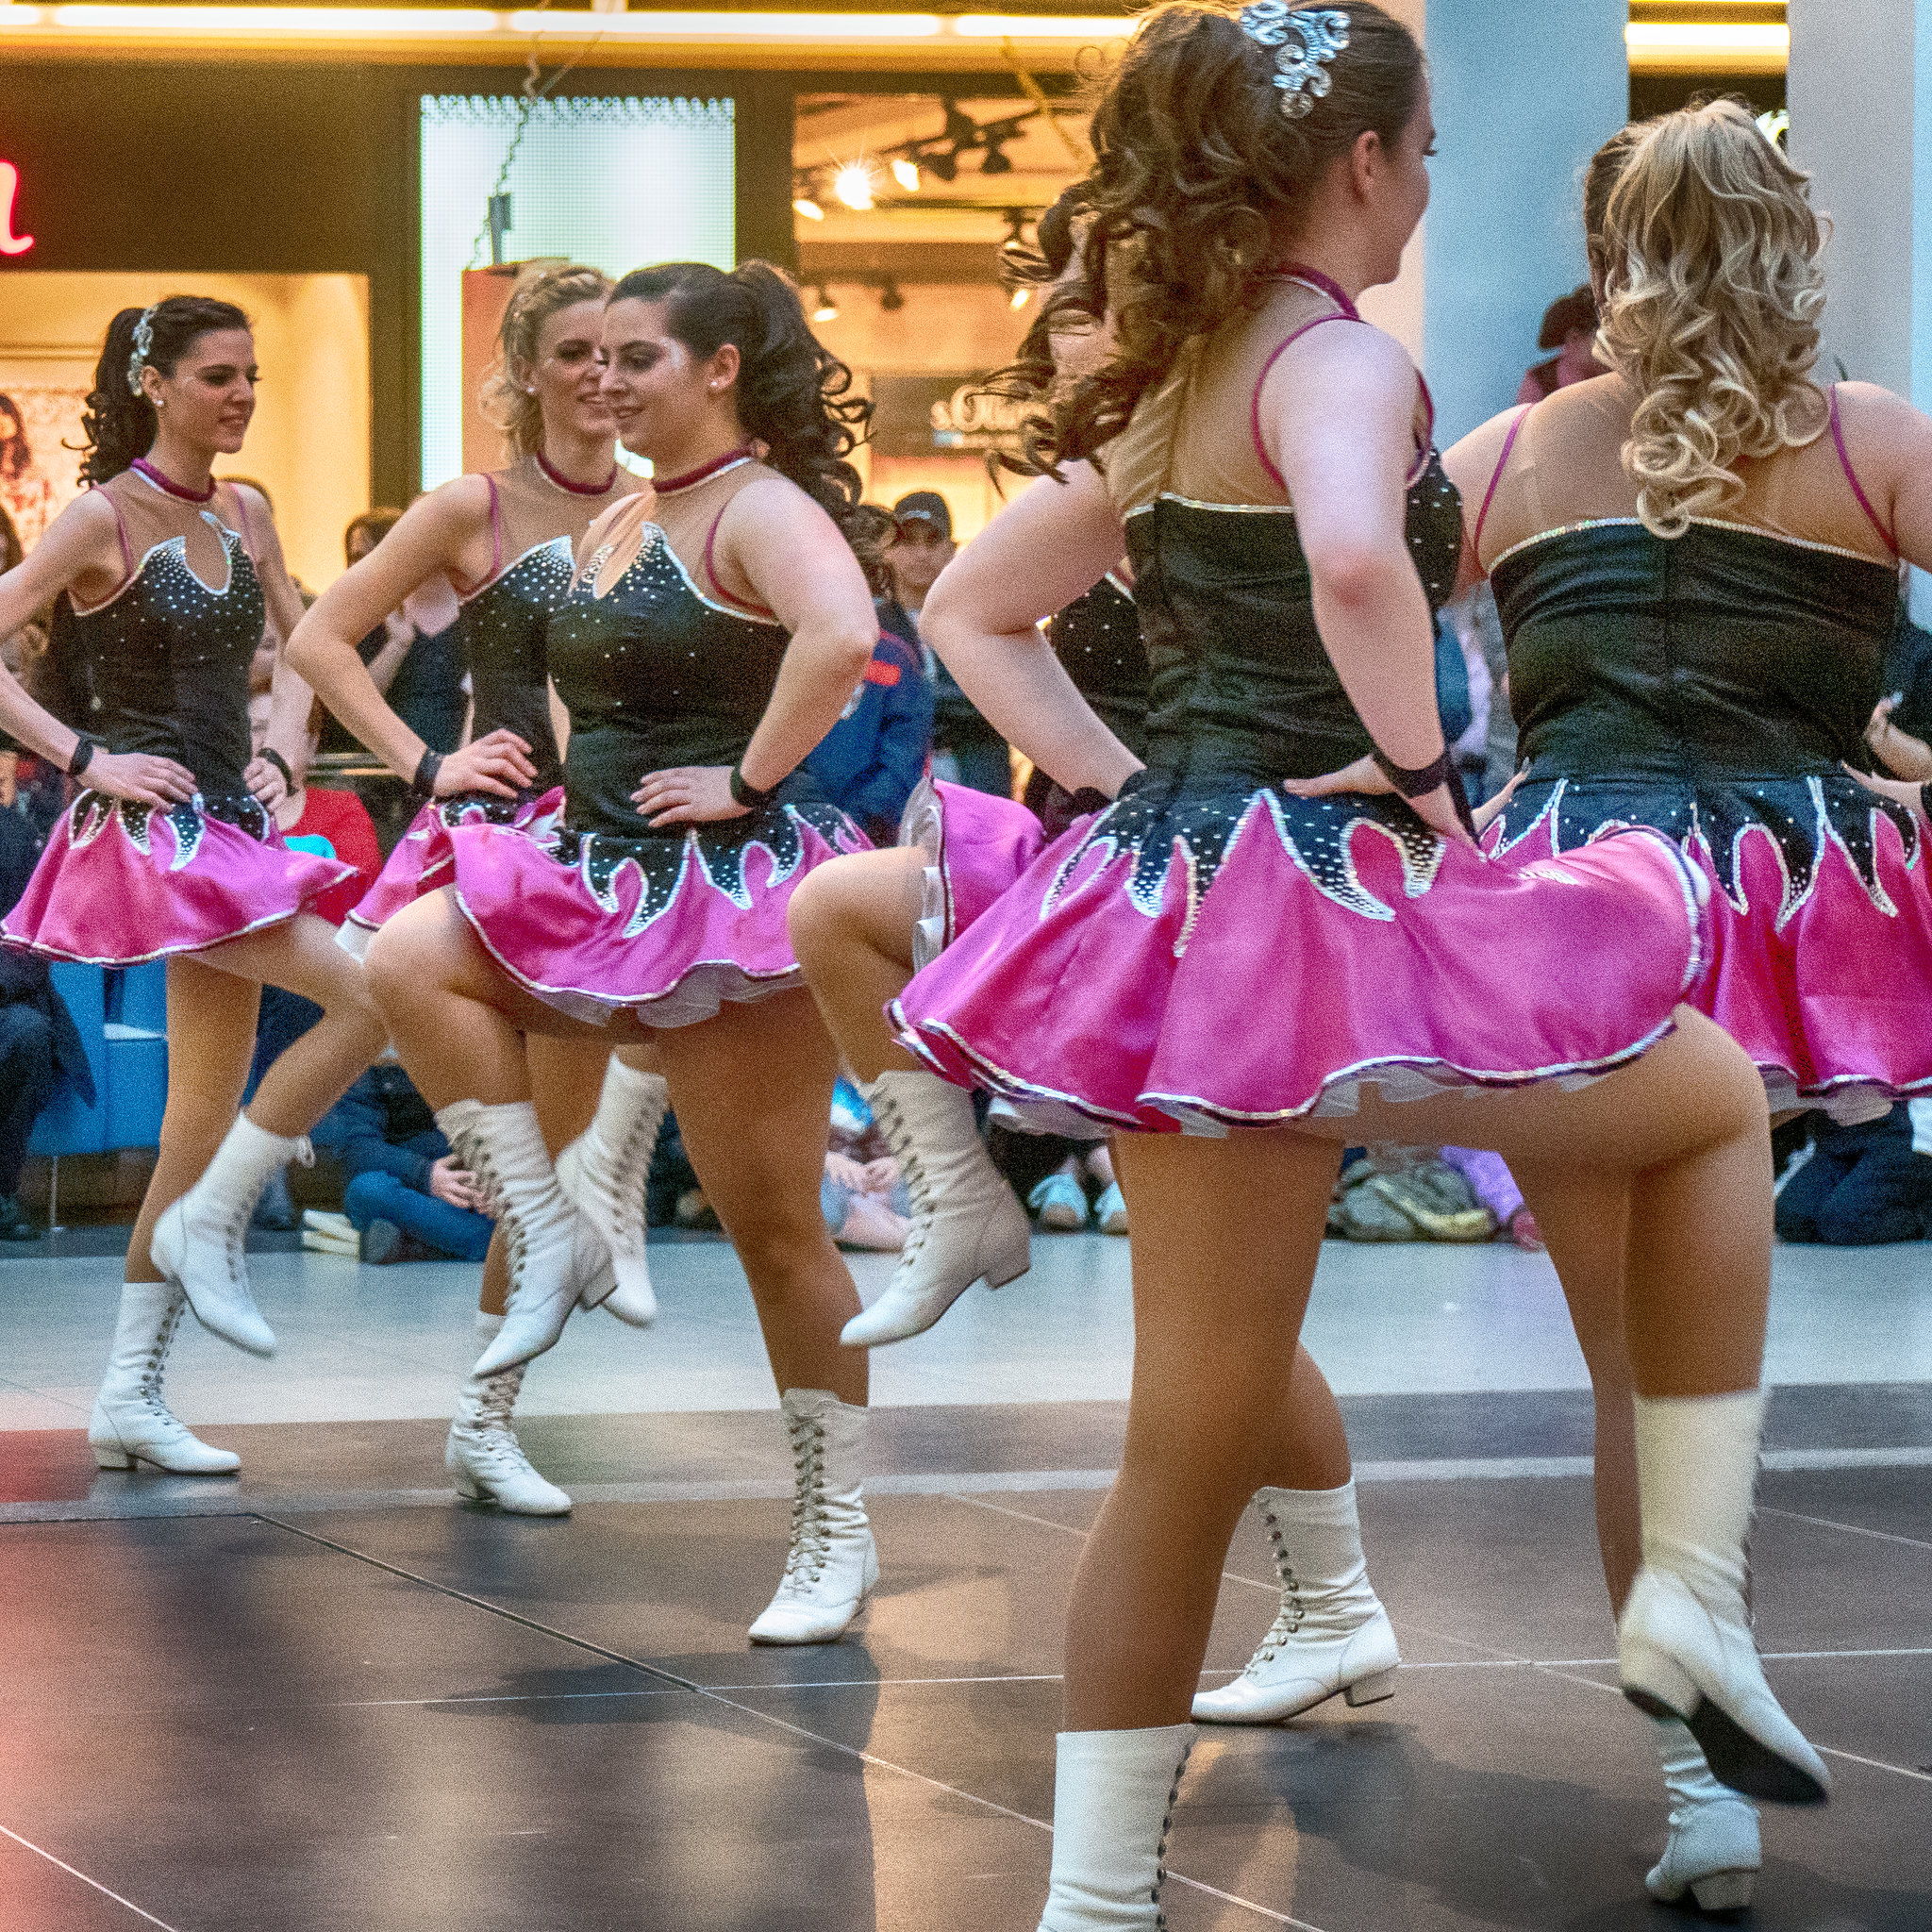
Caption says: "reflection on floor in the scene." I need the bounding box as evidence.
[3,1233,1929,1929]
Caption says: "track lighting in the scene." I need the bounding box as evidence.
[891,158,921,192]
[834,162,875,210]
[879,280,906,313]
[812,288,841,323]
[1011,288,1030,310]
[793,196,825,222]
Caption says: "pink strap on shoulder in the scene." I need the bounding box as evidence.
[1250,311,1364,490]
[1472,405,1534,560]
[1829,385,1899,555]
[702,508,776,620]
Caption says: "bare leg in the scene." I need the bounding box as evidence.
[655,991,866,1407]
[788,847,925,1080]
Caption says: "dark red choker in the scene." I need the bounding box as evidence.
[131,457,216,503]
[535,450,620,496]
[654,444,756,494]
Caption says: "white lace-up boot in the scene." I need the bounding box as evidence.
[1644,1715,1762,1912]
[840,1070,1032,1348]
[151,1112,307,1357]
[1038,1724,1195,1930]
[1192,1480,1399,1722]
[441,1101,615,1378]
[1618,1389,1829,1805]
[89,1279,241,1474]
[558,1058,667,1327]
[748,1388,877,1643]
[445,1318,572,1515]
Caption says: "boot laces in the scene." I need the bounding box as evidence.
[777,1412,832,1590]
[595,1097,661,1253]
[1251,1520,1306,1663]
[137,1297,186,1424]
[874,1094,934,1222]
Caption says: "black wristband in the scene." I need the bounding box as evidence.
[67,736,97,779]
[260,746,293,791]
[411,748,443,800]
[1371,743,1457,798]
[729,762,778,810]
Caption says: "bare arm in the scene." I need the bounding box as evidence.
[635,477,879,826]
[285,477,533,800]
[0,493,195,806]
[228,486,323,804]
[919,463,1142,799]
[1267,325,1469,840]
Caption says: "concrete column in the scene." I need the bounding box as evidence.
[1790,0,1932,609]
[1416,0,1629,445]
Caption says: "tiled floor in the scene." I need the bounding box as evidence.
[3,1231,1929,1929]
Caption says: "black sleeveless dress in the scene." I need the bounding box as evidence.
[340,536,582,955]
[4,510,351,964]
[892,455,1711,1134]
[1488,519,1932,1117]
[444,518,866,1026]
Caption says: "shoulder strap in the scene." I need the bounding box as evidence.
[1250,310,1364,491]
[702,505,777,621]
[225,481,258,561]
[1472,404,1534,561]
[1829,385,1899,555]
[103,485,134,580]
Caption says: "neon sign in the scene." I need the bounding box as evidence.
[0,162,34,256]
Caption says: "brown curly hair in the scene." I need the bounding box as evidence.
[1003,1,1424,475]
[1588,99,1829,538]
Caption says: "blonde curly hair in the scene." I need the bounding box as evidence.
[1590,98,1828,538]
[477,261,613,461]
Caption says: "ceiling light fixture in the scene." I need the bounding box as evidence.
[879,280,906,313]
[891,158,922,192]
[812,287,841,322]
[833,161,876,210]
[1011,287,1030,309]
[793,195,825,221]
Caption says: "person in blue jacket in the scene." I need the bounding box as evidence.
[312,1059,494,1263]
[801,622,933,846]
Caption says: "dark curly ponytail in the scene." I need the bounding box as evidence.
[610,261,890,591]
[79,295,251,487]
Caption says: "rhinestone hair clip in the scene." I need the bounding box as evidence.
[126,305,157,397]
[1240,4,1352,120]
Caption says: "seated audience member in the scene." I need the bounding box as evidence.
[1775,1106,1932,1246]
[802,625,932,845]
[312,1060,495,1263]
[822,1076,909,1252]
[1516,284,1606,404]
[878,491,1011,796]
[0,808,92,1240]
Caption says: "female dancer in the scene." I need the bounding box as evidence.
[887,8,1827,1924]
[1430,100,1932,1912]
[357,260,887,1642]
[792,182,1404,1725]
[289,262,652,1517]
[0,296,388,1472]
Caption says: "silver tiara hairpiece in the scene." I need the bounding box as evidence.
[126,305,157,397]
[1240,4,1352,120]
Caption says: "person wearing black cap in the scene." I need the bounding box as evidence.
[879,491,1012,796]
[1516,282,1606,405]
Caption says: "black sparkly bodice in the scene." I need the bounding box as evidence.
[1491,521,1918,910]
[73,514,261,808]
[1127,452,1464,790]
[459,536,575,793]
[1049,575,1148,757]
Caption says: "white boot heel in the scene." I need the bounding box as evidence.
[749,1389,877,1644]
[445,1347,573,1516]
[556,1058,667,1327]
[151,1113,305,1357]
[1619,1390,1829,1807]
[89,1280,241,1475]
[841,1069,1032,1348]
[1192,1481,1400,1724]
[1644,1716,1761,1913]
[442,1101,615,1377]
[1038,1724,1194,1930]
[1343,1668,1398,1707]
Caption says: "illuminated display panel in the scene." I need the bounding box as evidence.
[419,93,735,487]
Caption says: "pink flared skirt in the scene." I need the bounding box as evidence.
[1,791,358,966]
[900,777,1047,971]
[1493,782,1932,1124]
[892,781,1709,1136]
[451,797,871,1027]
[339,786,567,958]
